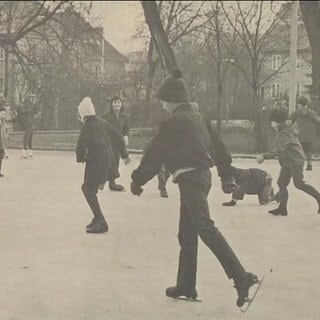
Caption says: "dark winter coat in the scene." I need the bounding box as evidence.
[132,103,233,186]
[76,116,128,186]
[8,106,37,130]
[263,122,305,167]
[289,108,320,143]
[231,167,270,200]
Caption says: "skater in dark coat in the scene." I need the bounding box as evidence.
[130,69,258,307]
[0,96,9,177]
[257,107,320,216]
[222,166,276,206]
[76,97,131,233]
[8,102,38,158]
[288,96,320,171]
[102,96,130,191]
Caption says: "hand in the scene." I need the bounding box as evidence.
[131,181,143,196]
[221,177,238,194]
[256,155,264,164]
[123,157,131,166]
[124,135,129,146]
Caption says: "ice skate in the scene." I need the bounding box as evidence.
[21,149,28,159]
[27,149,34,159]
[86,220,108,233]
[234,272,260,308]
[109,182,125,192]
[268,207,288,216]
[165,286,201,302]
[223,200,236,206]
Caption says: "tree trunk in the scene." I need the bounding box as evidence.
[300,1,320,100]
[140,1,178,73]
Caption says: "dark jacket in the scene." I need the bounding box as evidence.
[289,108,320,143]
[102,109,130,137]
[76,116,128,186]
[263,122,305,167]
[132,103,232,186]
[8,106,37,130]
[231,167,269,200]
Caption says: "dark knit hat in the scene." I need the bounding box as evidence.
[157,69,188,103]
[269,107,288,124]
[110,96,122,105]
[297,96,308,106]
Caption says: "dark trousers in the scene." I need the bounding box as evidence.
[176,168,245,289]
[258,174,273,204]
[158,165,170,192]
[301,142,312,164]
[277,165,320,208]
[23,127,34,149]
[81,183,106,221]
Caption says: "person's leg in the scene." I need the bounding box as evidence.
[158,165,170,197]
[0,148,4,176]
[109,153,124,191]
[292,164,320,210]
[178,169,257,306]
[22,129,29,156]
[301,142,312,170]
[178,169,246,281]
[269,167,291,215]
[81,183,108,233]
[27,127,34,157]
[258,174,273,204]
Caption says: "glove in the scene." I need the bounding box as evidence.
[221,177,238,194]
[131,181,143,196]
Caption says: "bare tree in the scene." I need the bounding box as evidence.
[220,0,289,151]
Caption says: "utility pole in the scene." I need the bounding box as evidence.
[288,1,298,114]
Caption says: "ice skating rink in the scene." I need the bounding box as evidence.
[1,150,320,320]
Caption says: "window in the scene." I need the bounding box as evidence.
[0,78,3,94]
[271,83,281,98]
[271,54,281,70]
[0,48,4,60]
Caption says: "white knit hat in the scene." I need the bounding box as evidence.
[77,97,95,122]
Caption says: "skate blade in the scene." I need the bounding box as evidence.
[240,276,265,313]
[172,297,202,302]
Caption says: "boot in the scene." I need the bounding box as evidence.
[86,220,108,233]
[109,181,125,192]
[160,188,168,198]
[165,286,198,299]
[234,272,258,307]
[306,164,312,171]
[268,207,288,216]
[86,217,97,229]
[222,199,237,207]
[21,149,28,159]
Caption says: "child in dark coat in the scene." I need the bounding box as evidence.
[0,98,8,177]
[222,166,276,206]
[257,107,320,216]
[76,97,130,233]
[102,96,130,191]
[130,69,258,307]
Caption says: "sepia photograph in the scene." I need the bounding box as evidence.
[0,1,320,319]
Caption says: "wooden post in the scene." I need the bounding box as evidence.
[288,1,298,114]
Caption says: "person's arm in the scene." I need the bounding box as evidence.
[131,136,163,187]
[204,117,232,178]
[76,126,89,163]
[232,175,248,200]
[262,131,291,159]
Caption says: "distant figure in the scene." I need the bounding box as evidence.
[0,95,10,176]
[8,102,38,159]
[222,166,277,206]
[102,96,130,191]
[257,107,320,216]
[289,96,320,171]
[76,97,131,233]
